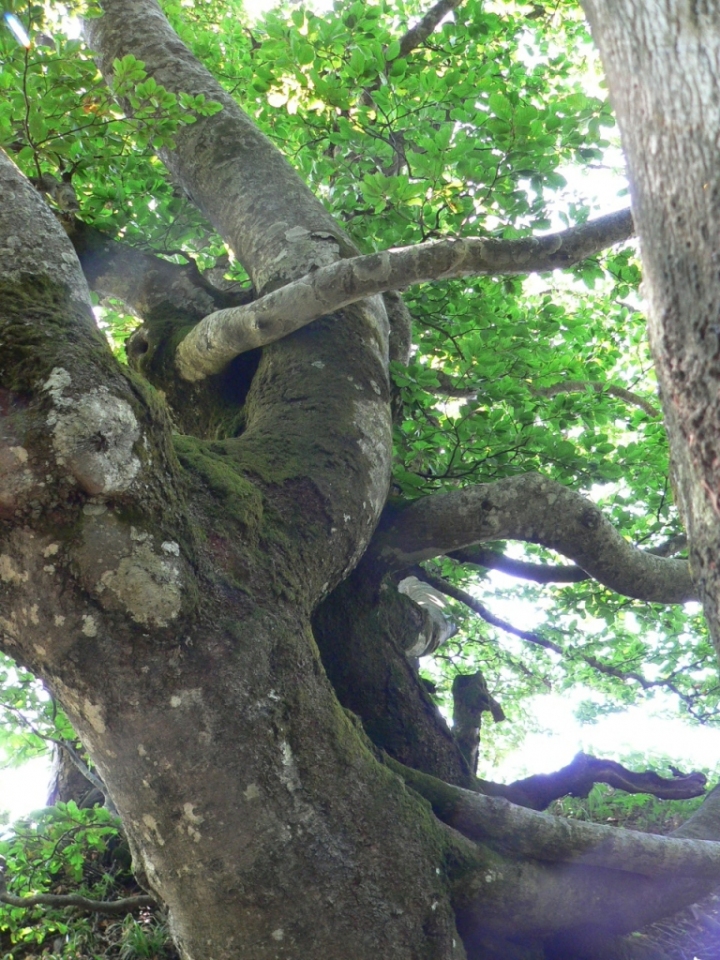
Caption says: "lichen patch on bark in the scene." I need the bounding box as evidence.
[0,553,29,584]
[43,367,141,495]
[74,511,187,626]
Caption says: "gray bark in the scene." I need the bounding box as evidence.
[372,472,696,603]
[176,209,634,379]
[581,0,720,652]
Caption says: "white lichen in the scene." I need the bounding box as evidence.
[82,699,106,734]
[142,814,165,846]
[0,554,29,584]
[43,371,141,495]
[97,542,182,627]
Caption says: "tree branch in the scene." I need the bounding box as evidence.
[449,545,590,583]
[531,379,660,418]
[395,759,709,860]
[398,0,465,58]
[68,219,252,324]
[0,702,111,808]
[391,760,720,944]
[175,209,634,379]
[372,472,696,603]
[495,752,707,811]
[0,871,155,916]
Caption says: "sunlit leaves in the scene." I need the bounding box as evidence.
[0,804,124,952]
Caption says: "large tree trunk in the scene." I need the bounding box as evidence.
[581,0,720,652]
[0,0,468,952]
[0,144,466,958]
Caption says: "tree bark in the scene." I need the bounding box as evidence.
[581,0,720,652]
[0,1,467,952]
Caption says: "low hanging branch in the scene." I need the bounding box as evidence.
[486,752,707,811]
[0,860,155,915]
[175,208,634,380]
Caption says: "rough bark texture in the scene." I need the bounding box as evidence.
[581,0,720,650]
[0,145,467,959]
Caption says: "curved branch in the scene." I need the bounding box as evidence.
[372,472,696,603]
[396,762,710,868]
[494,753,706,811]
[175,209,634,379]
[531,380,660,418]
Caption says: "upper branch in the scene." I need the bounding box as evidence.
[371,472,696,604]
[398,0,465,58]
[531,379,660,418]
[175,209,634,380]
[85,0,358,294]
[413,566,704,709]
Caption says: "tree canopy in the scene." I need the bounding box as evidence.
[2,0,720,959]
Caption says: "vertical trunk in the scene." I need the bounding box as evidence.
[581,0,720,646]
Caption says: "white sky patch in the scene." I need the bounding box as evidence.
[0,755,53,829]
[487,690,720,783]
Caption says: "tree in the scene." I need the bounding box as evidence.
[2,0,720,958]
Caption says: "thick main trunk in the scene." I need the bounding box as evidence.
[56,595,464,960]
[0,143,463,959]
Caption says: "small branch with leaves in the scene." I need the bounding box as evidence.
[0,858,155,916]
